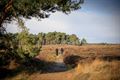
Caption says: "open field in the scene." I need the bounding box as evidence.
[37,44,120,61]
[3,44,120,80]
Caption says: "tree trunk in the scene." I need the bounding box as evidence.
[0,0,13,27]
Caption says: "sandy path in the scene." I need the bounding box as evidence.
[29,55,76,80]
[29,70,75,80]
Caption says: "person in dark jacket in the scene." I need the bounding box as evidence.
[60,48,64,54]
[56,48,59,56]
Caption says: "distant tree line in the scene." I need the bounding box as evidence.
[37,32,81,45]
[7,31,84,46]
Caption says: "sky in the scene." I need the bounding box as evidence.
[6,0,120,43]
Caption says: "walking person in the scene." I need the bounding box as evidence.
[56,48,59,56]
[60,48,64,55]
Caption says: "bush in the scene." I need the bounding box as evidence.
[63,55,82,68]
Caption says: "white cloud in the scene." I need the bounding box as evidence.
[25,16,70,34]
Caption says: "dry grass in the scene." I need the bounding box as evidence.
[36,44,120,64]
[75,59,120,80]
[38,44,120,57]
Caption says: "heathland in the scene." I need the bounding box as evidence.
[3,44,120,80]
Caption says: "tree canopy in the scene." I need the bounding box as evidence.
[0,0,84,27]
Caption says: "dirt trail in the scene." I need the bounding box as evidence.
[29,70,75,80]
[46,54,67,72]
[29,54,75,80]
